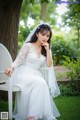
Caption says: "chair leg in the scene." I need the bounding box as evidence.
[8,90,12,120]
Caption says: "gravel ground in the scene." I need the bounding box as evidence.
[54,66,68,81]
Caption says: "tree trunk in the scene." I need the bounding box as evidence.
[0,0,23,60]
[40,2,47,21]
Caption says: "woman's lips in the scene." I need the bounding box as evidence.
[42,40,46,42]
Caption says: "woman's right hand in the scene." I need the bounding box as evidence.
[4,66,14,76]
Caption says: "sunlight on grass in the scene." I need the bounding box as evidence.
[54,96,80,120]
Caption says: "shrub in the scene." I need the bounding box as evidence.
[63,57,80,80]
[51,36,77,65]
[59,80,80,96]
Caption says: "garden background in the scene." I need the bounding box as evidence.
[0,0,80,120]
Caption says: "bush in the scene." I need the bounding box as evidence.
[59,80,80,96]
[51,36,77,65]
[63,57,80,80]
[18,25,30,49]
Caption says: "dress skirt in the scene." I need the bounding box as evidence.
[11,65,60,120]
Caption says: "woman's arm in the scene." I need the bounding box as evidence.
[42,42,53,67]
[11,43,29,69]
[4,43,30,76]
[46,49,53,67]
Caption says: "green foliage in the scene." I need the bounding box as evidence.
[40,0,50,3]
[46,1,57,25]
[62,2,80,27]
[20,0,30,24]
[28,0,35,4]
[62,3,80,48]
[51,36,77,65]
[63,57,80,80]
[59,81,80,96]
[18,25,30,48]
[29,1,56,25]
[20,0,57,26]
[29,4,40,19]
[76,48,80,59]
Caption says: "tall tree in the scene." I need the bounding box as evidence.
[20,0,56,25]
[40,2,47,21]
[0,0,23,60]
[62,2,80,48]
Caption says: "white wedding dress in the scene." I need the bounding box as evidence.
[10,43,60,120]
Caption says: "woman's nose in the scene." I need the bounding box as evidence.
[43,36,47,39]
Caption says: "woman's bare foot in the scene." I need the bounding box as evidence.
[27,116,35,120]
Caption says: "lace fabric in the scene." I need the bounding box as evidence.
[11,43,30,69]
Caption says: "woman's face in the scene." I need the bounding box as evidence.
[36,30,50,44]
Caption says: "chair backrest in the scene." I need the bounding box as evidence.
[0,43,13,83]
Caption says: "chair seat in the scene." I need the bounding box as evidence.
[0,84,21,92]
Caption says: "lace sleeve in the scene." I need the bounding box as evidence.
[11,43,30,69]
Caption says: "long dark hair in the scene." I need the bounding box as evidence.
[29,24,52,57]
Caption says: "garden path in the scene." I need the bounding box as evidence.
[54,66,68,81]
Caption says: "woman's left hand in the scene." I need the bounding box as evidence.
[42,42,49,51]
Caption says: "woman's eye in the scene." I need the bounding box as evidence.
[41,33,50,38]
[47,35,49,37]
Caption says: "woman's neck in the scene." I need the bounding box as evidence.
[34,41,41,48]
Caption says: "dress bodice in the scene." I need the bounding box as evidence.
[23,45,46,69]
[11,43,46,69]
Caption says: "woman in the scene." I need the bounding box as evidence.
[4,22,60,120]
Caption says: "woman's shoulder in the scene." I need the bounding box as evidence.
[22,42,31,48]
[24,42,31,46]
[20,42,31,51]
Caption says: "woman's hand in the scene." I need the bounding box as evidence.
[42,42,49,51]
[4,66,14,76]
[42,42,52,67]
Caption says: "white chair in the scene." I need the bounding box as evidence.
[0,43,21,120]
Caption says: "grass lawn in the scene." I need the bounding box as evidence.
[0,96,80,120]
[54,96,80,120]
